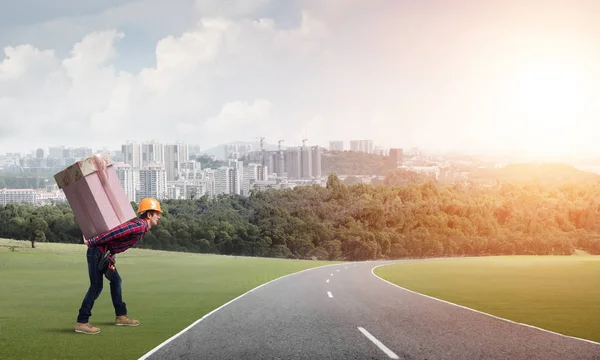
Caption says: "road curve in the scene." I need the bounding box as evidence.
[140,260,600,360]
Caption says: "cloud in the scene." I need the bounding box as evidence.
[2,0,600,157]
[204,98,273,134]
[0,4,330,153]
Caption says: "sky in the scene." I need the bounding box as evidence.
[1,0,600,157]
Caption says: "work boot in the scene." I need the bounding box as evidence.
[75,322,101,334]
[115,315,140,326]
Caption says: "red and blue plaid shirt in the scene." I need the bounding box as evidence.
[88,218,149,262]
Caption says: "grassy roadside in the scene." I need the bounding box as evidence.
[374,256,600,343]
[0,239,341,360]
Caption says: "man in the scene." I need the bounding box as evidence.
[75,198,163,335]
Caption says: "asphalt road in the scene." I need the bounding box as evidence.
[140,260,600,360]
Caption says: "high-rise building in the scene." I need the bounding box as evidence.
[215,167,235,195]
[142,141,164,165]
[350,140,374,154]
[115,163,139,202]
[242,163,268,196]
[204,169,216,198]
[311,146,322,178]
[329,141,344,151]
[300,146,312,179]
[122,143,143,168]
[228,159,244,195]
[138,164,167,201]
[389,148,404,167]
[274,149,285,176]
[164,143,189,181]
[285,148,302,179]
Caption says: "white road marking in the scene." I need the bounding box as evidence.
[330,273,334,276]
[370,264,600,346]
[336,269,340,272]
[358,327,399,359]
[326,279,329,283]
[138,262,343,359]
[327,291,333,298]
[345,266,348,269]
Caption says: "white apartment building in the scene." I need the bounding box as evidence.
[243,164,268,196]
[122,142,143,168]
[228,160,244,195]
[350,140,374,154]
[166,179,207,200]
[164,143,189,181]
[0,189,37,205]
[204,170,216,198]
[114,163,139,202]
[137,164,167,201]
[166,184,182,200]
[142,141,165,165]
[214,167,235,195]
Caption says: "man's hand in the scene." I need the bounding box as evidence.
[82,235,90,246]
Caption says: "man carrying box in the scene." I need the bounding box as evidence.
[75,198,163,335]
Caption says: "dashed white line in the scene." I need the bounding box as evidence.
[326,279,329,283]
[330,273,334,276]
[327,291,333,298]
[358,327,399,359]
[336,269,340,272]
[345,266,348,269]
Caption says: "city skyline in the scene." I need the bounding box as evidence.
[2,1,600,157]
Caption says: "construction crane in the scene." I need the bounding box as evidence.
[302,138,308,147]
[278,140,284,151]
[259,137,266,167]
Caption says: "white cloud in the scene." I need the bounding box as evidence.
[3,0,600,157]
[0,5,330,153]
[205,98,272,130]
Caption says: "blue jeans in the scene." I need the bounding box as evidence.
[77,246,127,323]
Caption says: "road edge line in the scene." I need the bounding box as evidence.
[138,262,345,359]
[370,264,600,347]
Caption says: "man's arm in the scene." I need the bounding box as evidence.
[88,221,140,247]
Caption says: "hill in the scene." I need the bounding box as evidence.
[322,150,395,176]
[469,163,600,186]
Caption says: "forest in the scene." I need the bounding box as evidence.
[321,150,395,176]
[2,171,600,260]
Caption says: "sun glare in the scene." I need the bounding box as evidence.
[508,59,592,156]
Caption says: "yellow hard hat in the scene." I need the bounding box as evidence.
[137,198,163,214]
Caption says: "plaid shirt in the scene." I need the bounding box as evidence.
[88,219,149,262]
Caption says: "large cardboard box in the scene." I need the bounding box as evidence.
[54,153,136,239]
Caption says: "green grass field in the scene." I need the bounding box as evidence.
[0,239,340,360]
[374,256,600,343]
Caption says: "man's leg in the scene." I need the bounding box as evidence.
[110,267,140,326]
[76,247,104,334]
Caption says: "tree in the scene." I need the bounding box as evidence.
[29,217,48,248]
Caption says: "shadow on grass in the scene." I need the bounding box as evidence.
[45,328,78,334]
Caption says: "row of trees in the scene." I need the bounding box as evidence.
[0,174,52,189]
[2,173,600,259]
